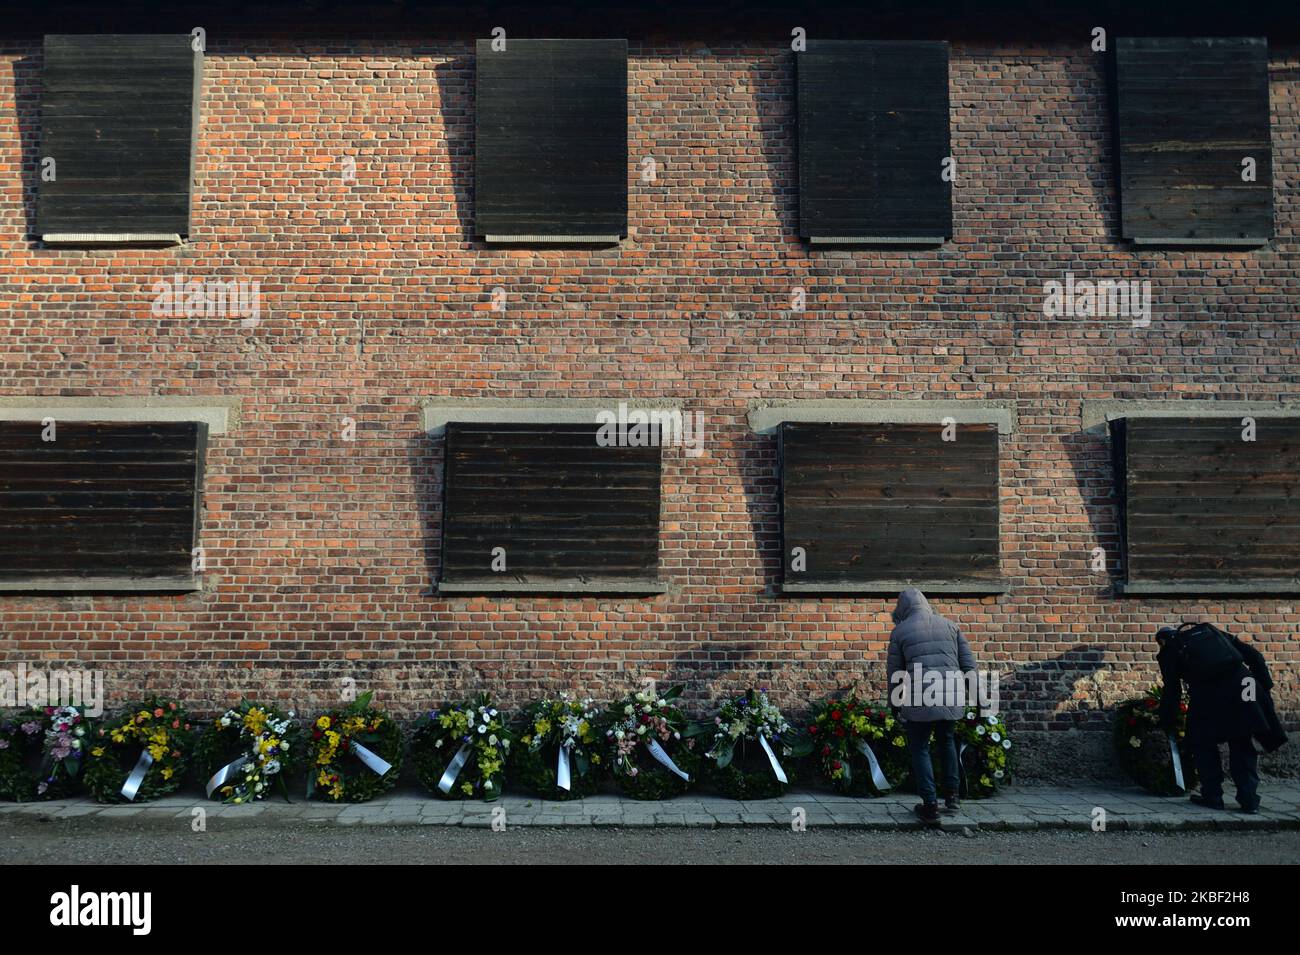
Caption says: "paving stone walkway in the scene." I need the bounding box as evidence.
[4,782,1299,831]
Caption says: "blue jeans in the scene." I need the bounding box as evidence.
[906,720,959,805]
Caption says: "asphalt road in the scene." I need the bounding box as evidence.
[2,816,1297,864]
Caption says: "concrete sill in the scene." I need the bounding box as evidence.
[1117,579,1300,596]
[42,233,184,247]
[0,576,201,594]
[782,578,1011,595]
[808,235,945,246]
[1130,237,1269,248]
[438,578,666,595]
[483,234,621,245]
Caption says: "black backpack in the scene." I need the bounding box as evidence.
[1173,622,1245,682]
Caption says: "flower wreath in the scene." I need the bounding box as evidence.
[193,700,301,804]
[0,706,89,801]
[84,698,194,803]
[411,693,511,801]
[695,689,810,800]
[1114,685,1197,796]
[306,692,403,803]
[601,684,697,801]
[808,696,908,796]
[512,693,602,800]
[953,709,1013,799]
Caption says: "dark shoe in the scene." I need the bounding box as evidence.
[1189,793,1226,810]
[914,802,941,825]
[943,794,961,814]
[1236,799,1260,815]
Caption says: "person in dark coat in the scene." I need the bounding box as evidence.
[1156,626,1282,813]
[887,588,979,825]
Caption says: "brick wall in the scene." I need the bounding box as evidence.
[1,32,1296,779]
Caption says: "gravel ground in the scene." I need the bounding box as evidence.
[2,816,1297,864]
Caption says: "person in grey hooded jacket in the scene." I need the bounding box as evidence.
[886,588,979,824]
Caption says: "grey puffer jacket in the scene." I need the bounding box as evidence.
[885,588,978,722]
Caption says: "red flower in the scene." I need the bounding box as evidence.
[809,725,818,735]
[821,744,831,756]
[833,727,846,738]
[1179,703,1188,713]
[831,760,842,771]
[1126,717,1137,727]
[312,729,322,739]
[830,710,842,721]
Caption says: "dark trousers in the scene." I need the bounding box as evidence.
[905,720,958,805]
[1192,736,1259,808]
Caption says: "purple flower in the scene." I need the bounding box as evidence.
[21,721,39,735]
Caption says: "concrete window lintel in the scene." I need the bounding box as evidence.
[422,398,686,435]
[1081,399,1300,433]
[748,399,1015,435]
[0,397,239,433]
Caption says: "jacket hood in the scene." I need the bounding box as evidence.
[892,587,932,624]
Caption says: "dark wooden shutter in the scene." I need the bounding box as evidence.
[1110,416,1300,592]
[0,421,206,589]
[797,40,951,243]
[780,422,1001,592]
[1114,37,1272,244]
[475,38,627,241]
[440,423,660,591]
[35,34,201,239]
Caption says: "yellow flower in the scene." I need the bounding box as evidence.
[243,708,268,736]
[91,747,105,757]
[161,767,174,779]
[316,716,331,730]
[110,732,126,744]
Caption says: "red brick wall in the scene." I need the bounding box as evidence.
[1,35,1296,779]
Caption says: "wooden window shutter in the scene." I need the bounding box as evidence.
[475,39,628,242]
[0,421,206,591]
[1110,416,1300,593]
[1114,37,1272,245]
[35,34,202,244]
[797,40,952,244]
[440,423,661,592]
[780,422,1003,592]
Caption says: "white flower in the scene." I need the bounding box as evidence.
[993,770,1004,779]
[484,780,493,790]
[965,711,975,720]
[624,705,634,716]
[502,739,510,749]
[614,730,625,740]
[265,759,280,774]
[488,734,498,745]
[991,732,1001,743]
[987,716,997,725]
[1002,739,1011,749]
[489,709,498,717]
[435,738,444,748]
[477,725,487,734]
[1129,736,1141,748]
[636,726,647,736]
[280,741,290,752]
[975,726,986,736]
[74,727,85,737]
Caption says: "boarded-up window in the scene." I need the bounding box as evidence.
[0,421,206,591]
[35,34,202,243]
[797,40,952,243]
[1110,416,1300,593]
[780,422,1002,592]
[475,39,627,242]
[440,423,661,592]
[1114,37,1272,245]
